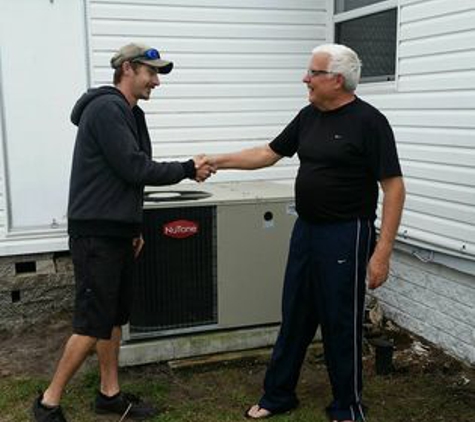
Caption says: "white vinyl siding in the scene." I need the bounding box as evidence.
[87,0,328,183]
[363,0,475,364]
[361,0,475,259]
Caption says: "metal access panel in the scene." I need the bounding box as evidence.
[129,206,217,338]
[217,201,295,328]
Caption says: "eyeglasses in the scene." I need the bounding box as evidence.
[306,69,335,78]
[131,48,161,62]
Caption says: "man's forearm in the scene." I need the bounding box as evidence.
[210,145,281,170]
[376,176,406,257]
[367,176,405,289]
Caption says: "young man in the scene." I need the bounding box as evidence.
[209,44,405,421]
[32,43,214,422]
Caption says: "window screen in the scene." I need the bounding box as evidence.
[335,8,397,82]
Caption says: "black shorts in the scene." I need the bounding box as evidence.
[70,236,135,340]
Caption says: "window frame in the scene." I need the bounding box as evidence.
[330,0,399,87]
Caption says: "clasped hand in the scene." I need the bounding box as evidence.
[193,155,217,182]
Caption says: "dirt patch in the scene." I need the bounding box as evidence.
[0,312,88,378]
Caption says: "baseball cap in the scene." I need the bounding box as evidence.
[110,43,173,74]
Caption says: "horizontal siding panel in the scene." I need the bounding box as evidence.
[399,31,475,58]
[398,144,475,167]
[365,91,475,110]
[141,98,305,114]
[400,10,475,40]
[91,3,325,25]
[146,111,292,129]
[401,209,475,246]
[90,0,325,10]
[398,223,475,257]
[91,38,314,55]
[405,179,475,206]
[399,50,475,75]
[387,110,475,129]
[148,125,284,143]
[117,83,305,99]
[401,162,475,187]
[90,21,323,40]
[94,68,306,84]
[394,127,475,148]
[401,0,475,23]
[398,71,475,91]
[405,194,475,225]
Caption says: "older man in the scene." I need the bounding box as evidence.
[32,43,214,422]
[210,44,405,421]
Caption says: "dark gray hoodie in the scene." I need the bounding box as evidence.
[68,86,195,237]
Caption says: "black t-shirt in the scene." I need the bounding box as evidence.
[270,97,402,223]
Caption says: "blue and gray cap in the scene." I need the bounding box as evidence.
[110,43,173,74]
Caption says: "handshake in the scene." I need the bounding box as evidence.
[192,154,217,183]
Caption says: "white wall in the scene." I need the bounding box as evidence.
[87,0,328,182]
[358,0,475,364]
[0,0,329,255]
[1,0,473,266]
[360,0,475,260]
[0,0,88,237]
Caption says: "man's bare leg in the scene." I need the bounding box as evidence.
[96,326,122,396]
[42,334,97,406]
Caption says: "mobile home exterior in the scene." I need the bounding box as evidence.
[0,0,474,363]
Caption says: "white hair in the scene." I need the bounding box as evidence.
[312,44,361,91]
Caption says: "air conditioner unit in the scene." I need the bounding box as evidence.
[121,181,296,347]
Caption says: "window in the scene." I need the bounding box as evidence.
[334,0,397,83]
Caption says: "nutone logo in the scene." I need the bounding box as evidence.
[163,220,199,239]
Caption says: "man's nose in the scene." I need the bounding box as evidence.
[152,73,160,87]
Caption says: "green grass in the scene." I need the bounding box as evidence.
[0,349,474,422]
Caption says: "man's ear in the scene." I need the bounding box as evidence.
[122,61,134,75]
[334,73,346,90]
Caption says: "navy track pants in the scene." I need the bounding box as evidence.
[259,218,374,421]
